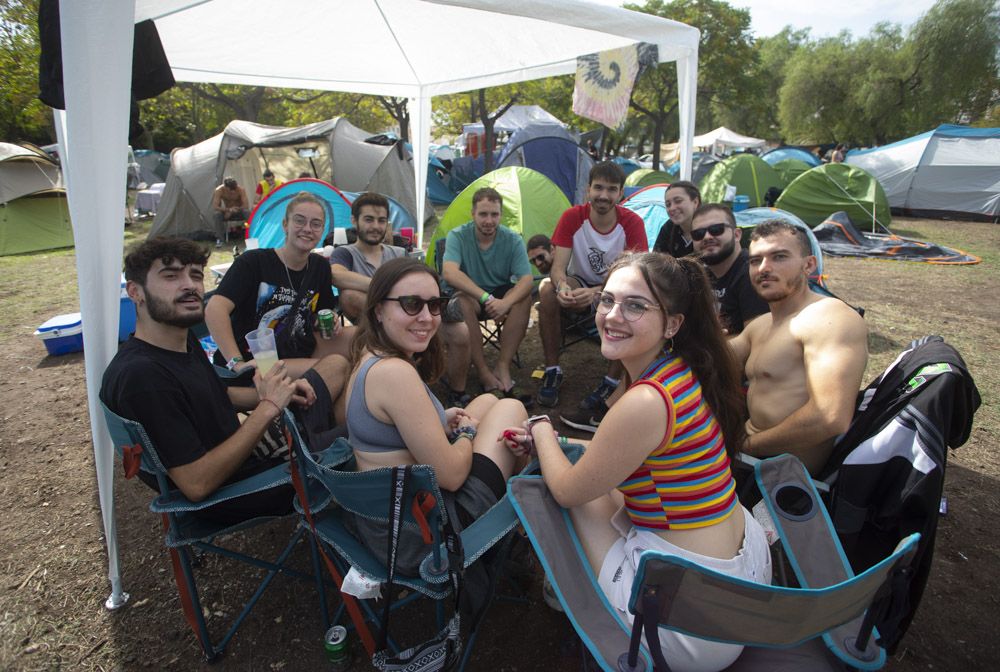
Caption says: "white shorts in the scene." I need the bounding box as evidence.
[597,506,772,672]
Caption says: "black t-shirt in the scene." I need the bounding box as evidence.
[652,220,693,258]
[711,250,769,334]
[215,249,336,360]
[100,335,241,473]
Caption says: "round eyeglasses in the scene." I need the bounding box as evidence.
[595,293,662,322]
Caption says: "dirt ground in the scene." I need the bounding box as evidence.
[0,217,997,671]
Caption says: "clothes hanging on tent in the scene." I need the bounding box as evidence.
[573,43,657,129]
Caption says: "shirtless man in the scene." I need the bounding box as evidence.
[211,177,250,244]
[729,220,868,475]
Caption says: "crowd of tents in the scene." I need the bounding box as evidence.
[2,110,996,264]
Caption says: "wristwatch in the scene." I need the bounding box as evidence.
[226,355,244,371]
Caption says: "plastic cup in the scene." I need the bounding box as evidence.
[245,328,278,375]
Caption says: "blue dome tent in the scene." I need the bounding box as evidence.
[762,147,821,167]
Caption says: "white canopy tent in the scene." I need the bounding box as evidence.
[57,0,699,607]
[462,104,566,135]
[693,126,766,153]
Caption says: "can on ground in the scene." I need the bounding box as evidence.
[324,625,350,666]
[318,309,336,340]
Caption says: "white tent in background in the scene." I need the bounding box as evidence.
[846,125,1000,221]
[462,104,566,135]
[56,0,700,608]
[693,126,766,153]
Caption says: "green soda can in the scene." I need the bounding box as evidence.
[317,309,336,340]
[324,625,350,668]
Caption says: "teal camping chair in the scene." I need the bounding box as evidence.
[101,402,351,661]
[508,453,920,671]
[286,412,568,670]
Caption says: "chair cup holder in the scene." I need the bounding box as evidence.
[771,482,818,522]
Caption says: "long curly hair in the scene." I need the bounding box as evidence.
[606,252,746,456]
[348,257,444,383]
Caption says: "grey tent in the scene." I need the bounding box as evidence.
[151,118,431,239]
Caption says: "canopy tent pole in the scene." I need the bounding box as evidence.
[409,96,432,248]
[58,0,136,609]
[676,50,698,181]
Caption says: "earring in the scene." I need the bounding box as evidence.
[666,337,674,352]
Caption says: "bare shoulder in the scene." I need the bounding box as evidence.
[794,297,867,343]
[365,356,420,384]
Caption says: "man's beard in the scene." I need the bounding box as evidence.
[359,228,386,245]
[146,291,204,328]
[699,237,736,266]
[755,271,806,303]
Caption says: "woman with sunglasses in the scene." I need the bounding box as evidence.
[503,252,771,672]
[344,256,527,574]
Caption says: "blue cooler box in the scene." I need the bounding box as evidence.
[34,312,84,356]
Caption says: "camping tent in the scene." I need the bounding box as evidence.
[773,158,812,187]
[693,127,766,153]
[776,163,892,230]
[426,167,570,268]
[496,123,594,203]
[462,104,565,135]
[54,0,700,609]
[133,149,171,186]
[150,118,425,240]
[845,125,1000,221]
[0,143,72,256]
[813,211,979,264]
[621,184,669,247]
[761,146,821,167]
[699,154,782,207]
[625,168,673,188]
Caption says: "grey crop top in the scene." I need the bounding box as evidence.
[346,355,448,453]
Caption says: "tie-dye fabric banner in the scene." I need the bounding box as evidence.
[573,43,658,130]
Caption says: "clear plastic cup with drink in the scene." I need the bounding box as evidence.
[245,327,279,375]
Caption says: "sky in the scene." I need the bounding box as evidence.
[597,0,940,38]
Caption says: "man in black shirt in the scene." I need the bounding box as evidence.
[101,237,345,523]
[653,180,701,258]
[691,204,768,334]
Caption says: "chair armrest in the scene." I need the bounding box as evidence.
[151,461,292,513]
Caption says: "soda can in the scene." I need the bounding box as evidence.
[318,309,335,340]
[324,625,350,667]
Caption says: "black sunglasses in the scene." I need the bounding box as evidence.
[691,223,733,241]
[383,295,448,316]
[529,253,548,264]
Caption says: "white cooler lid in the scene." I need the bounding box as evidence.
[34,312,83,339]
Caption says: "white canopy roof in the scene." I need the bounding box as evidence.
[56,0,699,607]
[693,126,766,151]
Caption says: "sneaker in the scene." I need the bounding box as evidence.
[579,379,618,410]
[536,368,564,407]
[560,401,608,433]
[444,388,472,408]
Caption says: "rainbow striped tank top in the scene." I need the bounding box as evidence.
[617,353,738,531]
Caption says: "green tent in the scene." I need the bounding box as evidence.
[773,158,812,188]
[0,143,73,256]
[699,154,782,207]
[776,163,892,229]
[427,167,570,271]
[625,168,672,188]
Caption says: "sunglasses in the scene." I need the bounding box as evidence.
[691,223,732,241]
[383,295,448,316]
[529,253,548,264]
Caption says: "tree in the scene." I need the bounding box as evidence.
[377,97,410,142]
[0,0,51,144]
[625,0,757,167]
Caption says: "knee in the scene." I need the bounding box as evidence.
[314,353,350,378]
[339,290,365,322]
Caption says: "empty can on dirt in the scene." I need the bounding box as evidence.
[324,625,350,668]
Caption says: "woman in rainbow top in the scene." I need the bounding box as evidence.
[503,252,771,672]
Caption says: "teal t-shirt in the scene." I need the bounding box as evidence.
[442,222,533,291]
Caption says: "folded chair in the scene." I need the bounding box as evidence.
[101,402,350,661]
[287,414,581,670]
[508,453,921,672]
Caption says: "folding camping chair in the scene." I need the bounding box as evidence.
[286,411,584,670]
[508,453,921,671]
[101,403,351,661]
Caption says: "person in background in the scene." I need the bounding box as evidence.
[255,169,284,206]
[652,181,701,259]
[211,176,250,247]
[526,234,554,276]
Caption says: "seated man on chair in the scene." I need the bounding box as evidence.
[206,191,354,382]
[537,161,647,426]
[331,192,472,406]
[729,220,868,475]
[101,237,347,523]
[441,187,533,395]
[211,176,250,246]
